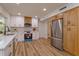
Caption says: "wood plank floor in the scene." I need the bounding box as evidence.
[15,39,71,56]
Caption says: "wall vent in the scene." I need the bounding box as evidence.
[59,6,67,11]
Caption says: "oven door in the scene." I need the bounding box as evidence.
[24,33,32,41]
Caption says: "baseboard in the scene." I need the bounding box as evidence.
[32,37,48,40]
[39,37,48,39]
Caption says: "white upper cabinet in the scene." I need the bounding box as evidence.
[32,17,38,27]
[10,16,16,27]
[15,16,24,27]
[10,16,38,27]
[10,16,24,27]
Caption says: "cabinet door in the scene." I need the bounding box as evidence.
[69,8,78,26]
[63,11,70,26]
[32,17,38,27]
[10,17,16,27]
[15,17,24,27]
[63,26,77,55]
[63,8,78,26]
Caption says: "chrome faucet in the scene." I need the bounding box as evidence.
[4,26,10,35]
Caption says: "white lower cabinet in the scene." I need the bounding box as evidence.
[0,44,11,56]
[32,31,39,40]
[16,33,24,42]
[0,47,10,56]
[3,46,11,56]
[0,38,15,56]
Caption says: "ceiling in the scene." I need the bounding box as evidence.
[0,3,65,18]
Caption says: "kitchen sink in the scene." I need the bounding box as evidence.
[6,34,14,36]
[6,32,15,36]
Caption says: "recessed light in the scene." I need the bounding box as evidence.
[16,3,20,5]
[16,3,20,6]
[43,8,47,11]
[18,13,21,15]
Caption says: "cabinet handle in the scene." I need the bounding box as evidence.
[67,27,71,31]
[67,21,70,25]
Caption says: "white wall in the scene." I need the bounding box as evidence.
[39,20,48,39]
[24,27,32,32]
[0,6,10,27]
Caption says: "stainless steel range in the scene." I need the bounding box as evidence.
[24,31,32,41]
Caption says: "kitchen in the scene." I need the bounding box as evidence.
[0,7,39,55]
[0,3,79,56]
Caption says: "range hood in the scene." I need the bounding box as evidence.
[24,23,31,27]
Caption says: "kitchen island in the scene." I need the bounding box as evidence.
[0,34,16,56]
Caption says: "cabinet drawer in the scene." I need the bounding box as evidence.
[3,45,11,56]
[63,26,77,55]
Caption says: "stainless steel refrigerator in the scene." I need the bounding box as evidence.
[51,19,63,50]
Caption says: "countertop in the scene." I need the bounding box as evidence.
[0,34,16,50]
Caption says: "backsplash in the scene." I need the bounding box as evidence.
[0,16,5,36]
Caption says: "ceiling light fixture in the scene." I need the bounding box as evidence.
[18,12,21,15]
[43,8,47,11]
[16,3,20,6]
[16,3,20,5]
[35,16,37,18]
